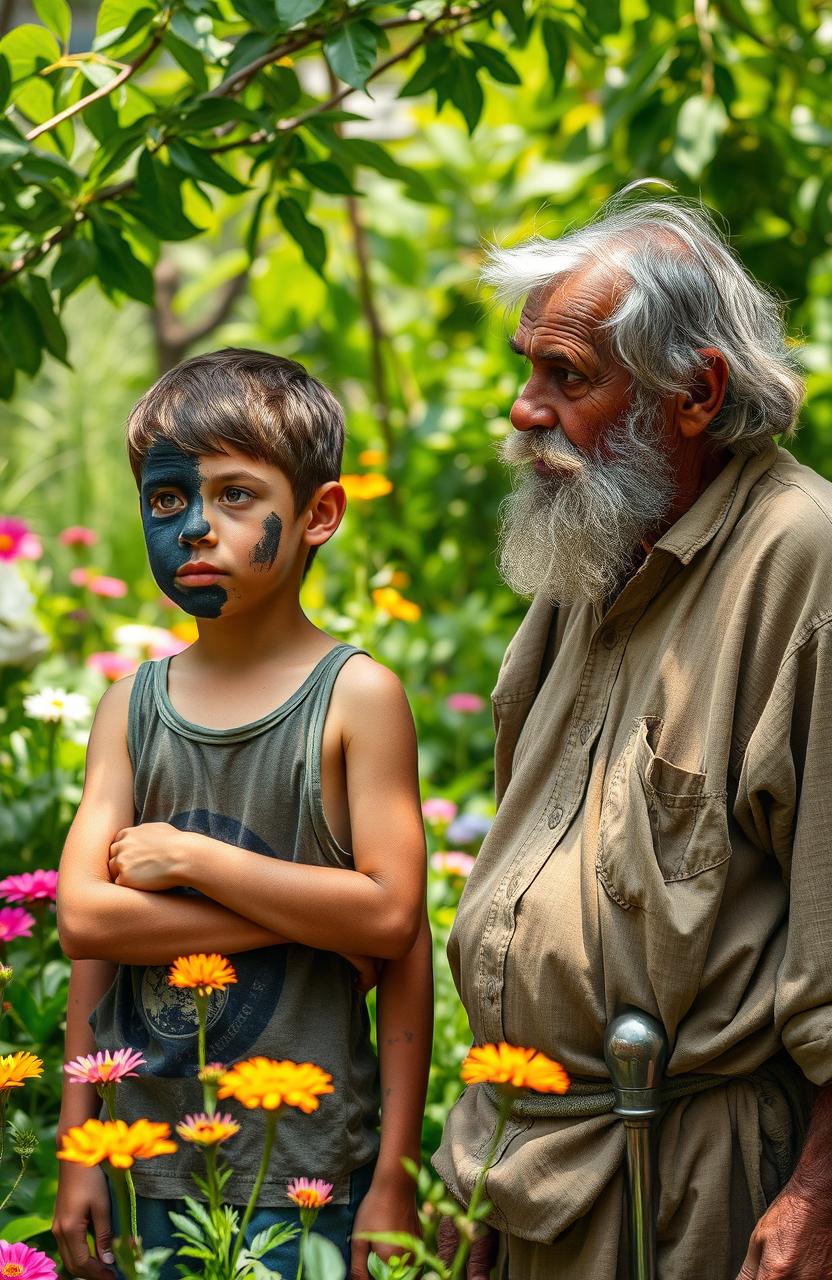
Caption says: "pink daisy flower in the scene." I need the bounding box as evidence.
[64,1048,146,1086]
[421,797,458,824]
[286,1177,334,1210]
[59,526,98,547]
[0,1241,58,1280]
[68,567,90,587]
[86,652,139,681]
[0,517,41,563]
[0,907,35,943]
[0,869,58,904]
[431,851,477,878]
[446,692,486,713]
[88,575,128,598]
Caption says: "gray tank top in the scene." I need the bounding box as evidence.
[90,644,380,1206]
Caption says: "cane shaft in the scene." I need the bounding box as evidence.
[623,1121,656,1280]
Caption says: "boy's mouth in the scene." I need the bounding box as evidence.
[176,560,225,587]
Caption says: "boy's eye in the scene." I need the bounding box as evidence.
[150,492,182,514]
[224,487,251,504]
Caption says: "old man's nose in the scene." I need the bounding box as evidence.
[509,390,559,432]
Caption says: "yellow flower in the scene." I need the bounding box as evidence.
[372,587,421,622]
[217,1057,334,1113]
[57,1118,177,1169]
[170,620,199,643]
[358,449,385,467]
[176,1112,240,1146]
[168,953,237,997]
[461,1043,570,1095]
[340,473,393,501]
[0,1052,43,1092]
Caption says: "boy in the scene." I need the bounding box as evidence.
[53,349,433,1280]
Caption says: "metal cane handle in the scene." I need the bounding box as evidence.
[604,1010,668,1280]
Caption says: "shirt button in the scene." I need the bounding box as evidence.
[548,806,564,829]
[601,626,618,649]
[580,721,593,744]
[486,978,497,1001]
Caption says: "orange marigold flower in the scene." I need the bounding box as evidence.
[217,1057,333,1113]
[176,1112,240,1146]
[461,1043,570,1095]
[287,1177,333,1210]
[0,1051,43,1092]
[357,449,385,467]
[57,1118,177,1169]
[167,953,237,997]
[340,474,393,501]
[372,587,421,622]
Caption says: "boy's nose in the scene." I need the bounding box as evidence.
[178,512,214,545]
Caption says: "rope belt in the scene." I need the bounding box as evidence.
[483,1071,730,1120]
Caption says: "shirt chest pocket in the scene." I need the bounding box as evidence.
[597,716,731,909]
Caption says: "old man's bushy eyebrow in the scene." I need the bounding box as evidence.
[508,336,577,366]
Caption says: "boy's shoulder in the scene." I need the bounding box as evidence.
[90,668,138,733]
[330,649,411,725]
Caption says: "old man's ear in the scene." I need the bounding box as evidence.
[676,347,729,438]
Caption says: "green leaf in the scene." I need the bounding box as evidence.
[277,0,324,25]
[0,1216,52,1243]
[163,31,209,90]
[277,194,327,275]
[324,136,433,201]
[296,160,358,195]
[497,0,529,45]
[34,0,71,46]
[93,1,153,53]
[302,1234,346,1280]
[673,93,728,179]
[221,30,274,86]
[585,0,620,35]
[449,56,484,134]
[0,120,29,172]
[541,18,568,96]
[167,140,249,194]
[51,237,97,299]
[0,289,43,377]
[130,150,203,240]
[235,0,279,28]
[89,211,155,304]
[23,272,69,365]
[324,20,378,90]
[169,11,234,61]
[0,24,61,82]
[465,40,521,85]
[0,55,10,111]
[398,45,450,97]
[245,191,269,259]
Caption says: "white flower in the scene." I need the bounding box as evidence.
[0,563,36,625]
[112,623,172,650]
[23,687,92,724]
[0,564,48,669]
[0,623,48,669]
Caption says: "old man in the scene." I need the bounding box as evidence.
[433,191,832,1279]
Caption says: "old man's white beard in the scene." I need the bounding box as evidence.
[496,398,677,607]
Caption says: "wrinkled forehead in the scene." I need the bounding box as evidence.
[516,260,627,343]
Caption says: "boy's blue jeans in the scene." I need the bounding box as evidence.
[108,1161,375,1280]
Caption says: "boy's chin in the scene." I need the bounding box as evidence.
[158,577,229,619]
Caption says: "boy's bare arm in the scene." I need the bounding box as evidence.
[58,677,290,965]
[108,660,427,960]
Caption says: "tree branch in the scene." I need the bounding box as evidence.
[151,260,248,372]
[25,29,166,143]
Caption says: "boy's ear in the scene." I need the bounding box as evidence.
[304,481,346,549]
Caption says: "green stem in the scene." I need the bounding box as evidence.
[296,1223,309,1280]
[196,995,210,1113]
[449,1094,512,1280]
[103,1085,138,1242]
[111,1169,139,1280]
[0,1094,7,1163]
[45,720,59,862]
[229,1110,279,1276]
[0,1154,26,1210]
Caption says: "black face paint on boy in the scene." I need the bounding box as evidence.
[139,442,229,618]
[250,512,283,571]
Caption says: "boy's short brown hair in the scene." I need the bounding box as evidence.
[126,348,345,514]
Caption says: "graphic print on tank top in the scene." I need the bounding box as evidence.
[125,808,289,1075]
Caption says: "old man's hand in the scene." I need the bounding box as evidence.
[108,822,190,891]
[437,1214,498,1279]
[736,1183,832,1279]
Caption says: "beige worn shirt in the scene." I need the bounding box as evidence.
[433,443,832,1275]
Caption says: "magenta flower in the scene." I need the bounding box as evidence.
[0,869,58,904]
[68,567,90,587]
[0,517,41,562]
[0,1241,58,1280]
[446,693,486,713]
[287,1177,334,1210]
[65,1048,146,1086]
[431,851,477,878]
[59,526,98,547]
[86,652,139,681]
[422,797,458,825]
[88,575,128,598]
[0,907,35,943]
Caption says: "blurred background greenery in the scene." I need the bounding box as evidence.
[0,0,831,1253]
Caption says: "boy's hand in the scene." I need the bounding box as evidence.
[343,953,383,994]
[53,1163,115,1280]
[350,1178,421,1280]
[108,822,190,891]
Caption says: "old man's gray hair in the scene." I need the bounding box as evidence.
[482,187,804,451]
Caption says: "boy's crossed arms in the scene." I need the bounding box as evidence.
[55,657,432,1280]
